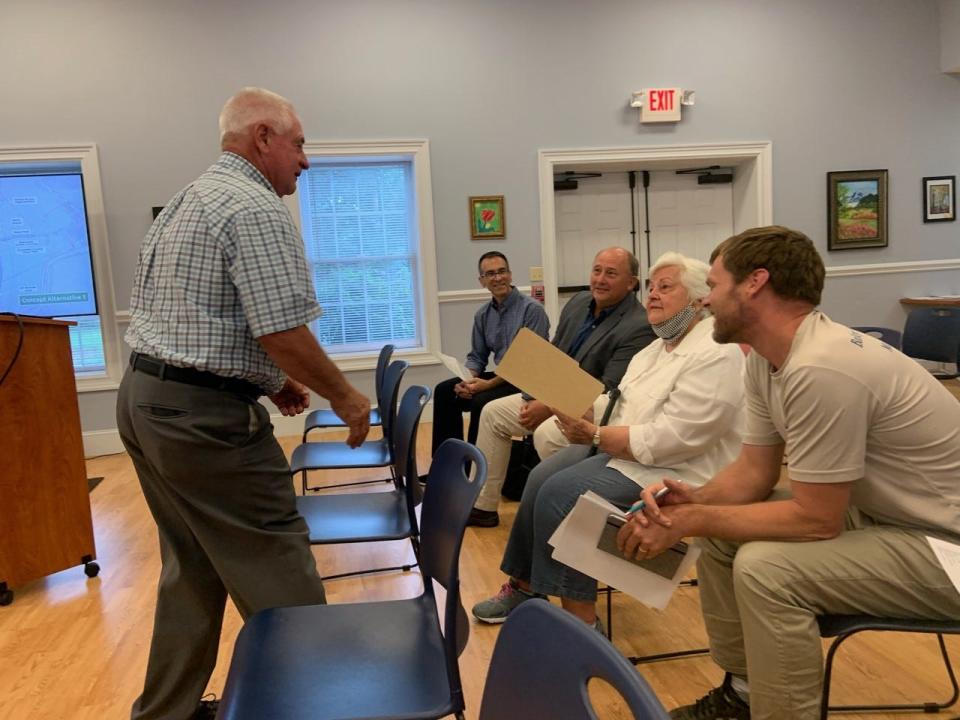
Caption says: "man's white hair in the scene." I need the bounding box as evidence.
[218,87,296,143]
[649,251,711,315]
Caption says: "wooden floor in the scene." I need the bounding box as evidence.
[2,411,960,719]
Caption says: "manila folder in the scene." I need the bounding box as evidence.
[494,328,603,419]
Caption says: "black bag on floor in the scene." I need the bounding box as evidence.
[501,436,540,500]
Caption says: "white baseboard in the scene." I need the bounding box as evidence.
[83,401,436,459]
[82,429,127,458]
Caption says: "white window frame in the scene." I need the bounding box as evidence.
[0,144,122,392]
[284,139,441,372]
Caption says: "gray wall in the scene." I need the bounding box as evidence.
[3,0,959,433]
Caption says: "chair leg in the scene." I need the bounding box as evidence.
[606,585,613,641]
[300,467,395,493]
[822,631,959,717]
[321,560,419,582]
[600,582,710,664]
[319,532,422,582]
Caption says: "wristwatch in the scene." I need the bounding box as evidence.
[592,426,601,448]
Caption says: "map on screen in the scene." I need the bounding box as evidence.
[0,173,98,317]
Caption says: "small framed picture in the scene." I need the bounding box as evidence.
[827,169,888,251]
[923,176,955,223]
[469,195,506,240]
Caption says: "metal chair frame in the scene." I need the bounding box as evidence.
[600,579,710,665]
[818,615,960,718]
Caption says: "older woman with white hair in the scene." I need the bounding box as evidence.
[472,251,744,629]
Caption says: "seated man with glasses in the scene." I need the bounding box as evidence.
[424,252,550,481]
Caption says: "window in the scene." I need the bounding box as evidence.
[288,141,440,370]
[0,145,120,390]
[66,315,106,375]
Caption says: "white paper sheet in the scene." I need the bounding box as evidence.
[548,491,699,610]
[439,352,472,382]
[928,536,960,597]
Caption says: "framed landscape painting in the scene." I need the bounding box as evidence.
[469,195,506,239]
[827,169,888,250]
[923,175,955,223]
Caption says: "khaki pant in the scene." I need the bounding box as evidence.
[698,507,960,720]
[474,394,527,511]
[474,393,573,511]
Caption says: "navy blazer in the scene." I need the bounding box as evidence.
[553,291,655,391]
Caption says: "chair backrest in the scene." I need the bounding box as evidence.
[851,326,902,350]
[479,600,670,720]
[379,359,409,453]
[390,384,430,500]
[419,440,487,698]
[902,307,960,364]
[373,343,395,411]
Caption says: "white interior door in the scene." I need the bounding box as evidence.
[554,170,733,294]
[640,170,734,267]
[554,174,635,288]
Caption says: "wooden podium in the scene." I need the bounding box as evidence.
[0,315,98,606]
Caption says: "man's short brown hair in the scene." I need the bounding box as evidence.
[710,225,824,306]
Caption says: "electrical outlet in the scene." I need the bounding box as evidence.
[529,266,544,282]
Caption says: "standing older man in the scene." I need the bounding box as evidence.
[619,226,960,720]
[469,247,655,527]
[118,88,370,720]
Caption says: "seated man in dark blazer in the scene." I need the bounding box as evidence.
[468,246,655,527]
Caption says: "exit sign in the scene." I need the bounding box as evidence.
[642,87,682,123]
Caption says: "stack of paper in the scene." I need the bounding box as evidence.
[548,491,699,610]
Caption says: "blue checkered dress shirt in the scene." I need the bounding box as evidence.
[125,152,321,394]
[465,287,550,372]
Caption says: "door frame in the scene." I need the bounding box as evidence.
[537,141,773,323]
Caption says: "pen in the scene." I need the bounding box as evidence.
[627,486,670,515]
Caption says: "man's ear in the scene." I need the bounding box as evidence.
[253,123,271,152]
[744,268,770,298]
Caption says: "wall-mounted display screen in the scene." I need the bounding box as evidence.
[0,172,98,317]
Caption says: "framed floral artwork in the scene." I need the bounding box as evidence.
[827,169,888,250]
[469,195,506,239]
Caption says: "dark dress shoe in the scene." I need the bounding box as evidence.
[467,507,500,527]
[193,696,219,720]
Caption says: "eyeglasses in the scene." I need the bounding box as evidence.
[481,268,511,279]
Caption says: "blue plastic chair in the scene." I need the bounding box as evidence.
[301,344,394,440]
[216,440,487,720]
[291,358,408,493]
[296,384,429,580]
[902,307,960,379]
[479,600,670,720]
[851,326,902,349]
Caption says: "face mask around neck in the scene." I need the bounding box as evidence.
[651,302,698,343]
